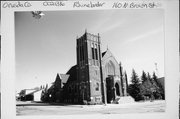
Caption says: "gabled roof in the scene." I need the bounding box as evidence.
[23,89,43,96]
[55,74,61,83]
[102,49,119,65]
[59,74,70,84]
[102,51,107,57]
[66,65,77,83]
[102,49,113,59]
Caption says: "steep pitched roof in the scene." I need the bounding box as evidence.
[23,89,42,96]
[54,74,62,89]
[66,65,77,83]
[102,51,107,57]
[102,49,113,59]
[102,49,119,65]
[55,73,61,83]
[59,74,70,84]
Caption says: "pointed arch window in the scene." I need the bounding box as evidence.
[91,43,95,60]
[95,44,98,60]
[105,61,115,76]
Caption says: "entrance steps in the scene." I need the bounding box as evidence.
[113,96,135,104]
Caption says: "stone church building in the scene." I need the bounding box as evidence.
[45,31,128,104]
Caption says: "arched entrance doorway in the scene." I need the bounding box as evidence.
[106,76,115,103]
[105,61,116,103]
[115,83,120,96]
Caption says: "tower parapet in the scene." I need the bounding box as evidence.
[76,31,103,104]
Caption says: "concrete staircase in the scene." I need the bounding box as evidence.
[113,96,135,104]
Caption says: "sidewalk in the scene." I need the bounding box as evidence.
[81,100,165,108]
[16,100,165,108]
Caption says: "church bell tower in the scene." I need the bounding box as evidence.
[76,30,103,103]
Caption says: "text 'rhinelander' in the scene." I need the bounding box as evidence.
[73,1,105,8]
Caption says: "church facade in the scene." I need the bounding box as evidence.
[61,31,128,104]
[43,31,128,104]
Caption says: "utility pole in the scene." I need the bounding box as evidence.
[119,62,124,96]
[98,33,107,105]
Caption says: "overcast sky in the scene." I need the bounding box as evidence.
[15,9,164,92]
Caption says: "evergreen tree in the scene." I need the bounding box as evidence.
[147,73,153,83]
[152,72,158,80]
[140,72,154,100]
[152,72,164,99]
[128,69,143,101]
[147,72,155,100]
[131,69,140,84]
[141,70,147,83]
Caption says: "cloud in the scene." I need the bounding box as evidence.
[89,10,124,34]
[90,18,124,34]
[101,22,124,33]
[122,27,163,45]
